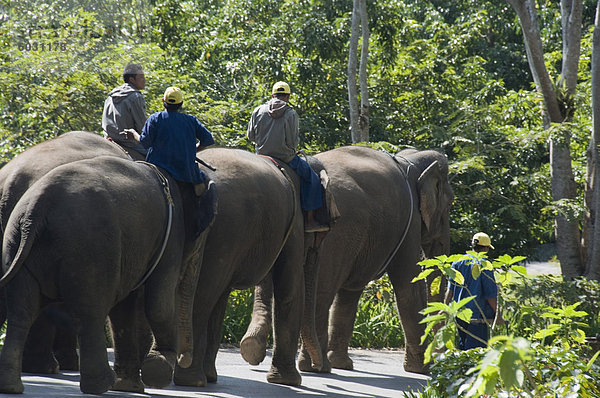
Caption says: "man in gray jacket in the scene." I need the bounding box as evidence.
[102,63,148,157]
[247,81,328,232]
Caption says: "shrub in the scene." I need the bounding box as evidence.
[351,275,405,348]
[414,253,600,397]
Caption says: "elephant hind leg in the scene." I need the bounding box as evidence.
[0,276,43,393]
[327,288,362,371]
[204,289,231,383]
[77,314,116,394]
[110,293,146,393]
[22,307,60,374]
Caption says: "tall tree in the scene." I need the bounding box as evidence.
[348,0,370,143]
[587,0,600,279]
[507,0,585,279]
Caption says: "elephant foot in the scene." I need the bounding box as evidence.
[141,350,175,388]
[173,365,207,387]
[328,350,353,370]
[111,376,145,393]
[80,367,116,394]
[266,364,302,386]
[298,350,331,373]
[0,367,24,394]
[22,354,59,374]
[112,365,144,393]
[205,361,218,383]
[240,333,267,366]
[403,345,429,375]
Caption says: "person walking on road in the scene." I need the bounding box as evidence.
[445,232,504,350]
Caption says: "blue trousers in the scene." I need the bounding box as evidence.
[287,155,323,211]
[457,319,489,350]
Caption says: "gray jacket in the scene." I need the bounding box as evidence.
[102,83,147,154]
[247,98,299,163]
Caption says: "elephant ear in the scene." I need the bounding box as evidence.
[417,160,440,231]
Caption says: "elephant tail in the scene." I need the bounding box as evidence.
[0,196,40,289]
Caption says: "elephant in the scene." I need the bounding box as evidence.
[240,146,453,375]
[0,131,131,374]
[170,147,324,388]
[297,146,454,374]
[0,155,215,394]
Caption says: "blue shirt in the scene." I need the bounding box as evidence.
[140,110,214,184]
[447,255,498,320]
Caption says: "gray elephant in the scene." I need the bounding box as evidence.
[298,146,453,374]
[0,155,214,394]
[0,131,132,374]
[170,147,325,388]
[240,146,453,375]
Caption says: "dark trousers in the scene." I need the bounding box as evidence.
[287,155,323,211]
[457,319,489,350]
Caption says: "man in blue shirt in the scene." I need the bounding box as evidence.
[123,86,215,236]
[445,232,504,350]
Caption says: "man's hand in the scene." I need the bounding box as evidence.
[494,312,505,325]
[120,129,140,142]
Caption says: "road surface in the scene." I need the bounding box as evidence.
[14,347,429,397]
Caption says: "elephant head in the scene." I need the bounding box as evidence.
[400,149,454,301]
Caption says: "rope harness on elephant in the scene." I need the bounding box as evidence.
[131,161,174,291]
[258,155,298,260]
[373,153,415,278]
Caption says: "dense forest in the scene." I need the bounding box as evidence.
[2,0,600,261]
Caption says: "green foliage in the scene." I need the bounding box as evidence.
[0,0,569,253]
[351,275,404,348]
[416,253,600,397]
[219,276,406,349]
[221,289,254,344]
[502,274,600,341]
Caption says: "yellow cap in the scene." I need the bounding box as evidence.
[472,232,494,249]
[163,86,183,104]
[272,81,291,95]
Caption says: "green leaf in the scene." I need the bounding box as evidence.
[430,275,442,296]
[412,268,434,282]
[471,262,481,279]
[510,265,527,275]
[498,349,522,388]
[457,308,474,323]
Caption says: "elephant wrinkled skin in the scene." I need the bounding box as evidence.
[295,146,454,374]
[0,131,132,374]
[0,155,212,394]
[172,148,307,387]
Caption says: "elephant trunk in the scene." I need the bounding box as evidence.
[176,240,206,369]
[300,236,324,371]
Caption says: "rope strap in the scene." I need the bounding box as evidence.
[132,161,174,290]
[373,152,415,278]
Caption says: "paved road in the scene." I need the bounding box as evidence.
[525,261,561,275]
[14,347,429,397]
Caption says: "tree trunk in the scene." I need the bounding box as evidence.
[586,0,600,280]
[347,0,369,143]
[507,0,584,279]
[348,0,360,143]
[358,0,370,142]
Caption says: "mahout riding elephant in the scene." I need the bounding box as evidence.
[240,146,453,375]
[0,155,216,394]
[0,131,131,374]
[297,146,453,374]
[171,147,323,387]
